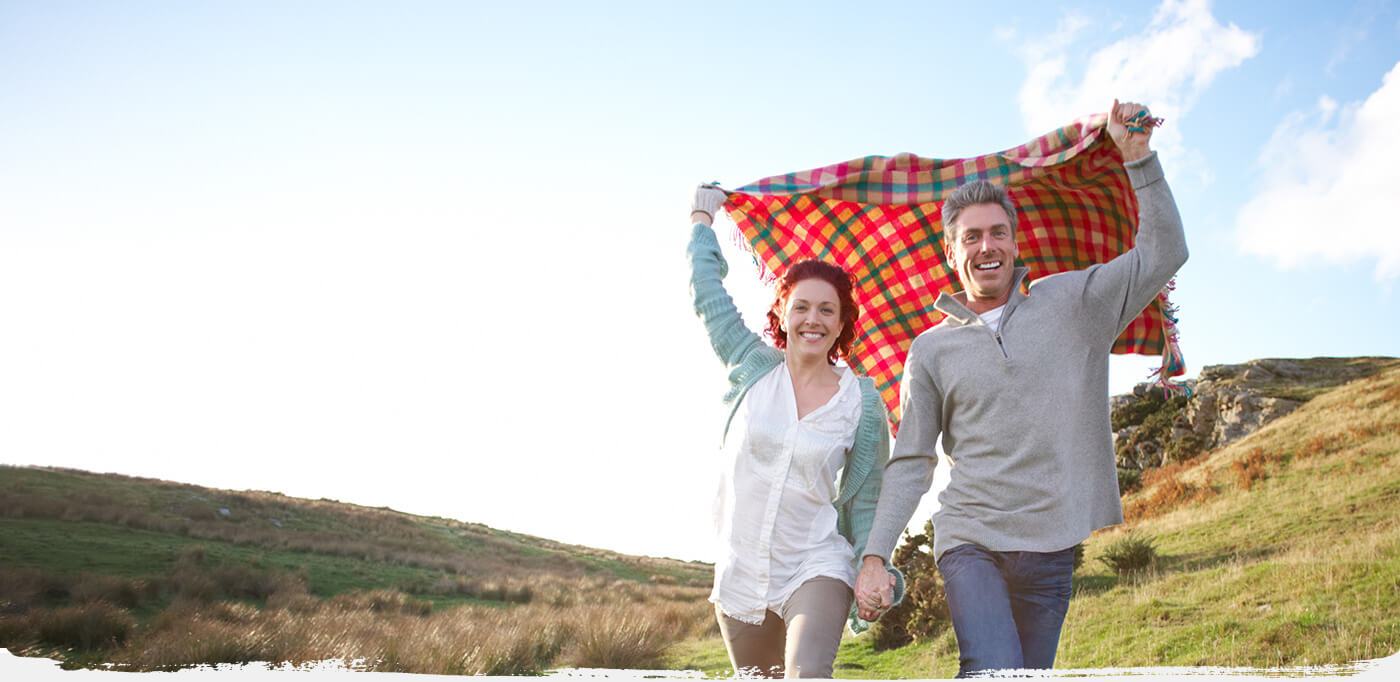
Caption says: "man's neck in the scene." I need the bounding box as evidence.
[962,290,1012,315]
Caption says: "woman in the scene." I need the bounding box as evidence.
[688,185,903,678]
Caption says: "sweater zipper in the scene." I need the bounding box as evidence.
[992,328,1008,359]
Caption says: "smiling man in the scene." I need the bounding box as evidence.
[853,100,1189,677]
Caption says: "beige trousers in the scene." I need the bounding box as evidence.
[715,577,853,679]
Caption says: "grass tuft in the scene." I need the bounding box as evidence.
[1099,534,1159,576]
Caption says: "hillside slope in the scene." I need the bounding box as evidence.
[814,358,1400,677]
[0,466,707,591]
[0,467,716,673]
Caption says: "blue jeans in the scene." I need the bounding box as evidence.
[936,543,1076,677]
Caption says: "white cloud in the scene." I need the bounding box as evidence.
[1016,0,1259,168]
[1236,60,1400,281]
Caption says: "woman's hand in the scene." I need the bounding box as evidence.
[692,184,727,226]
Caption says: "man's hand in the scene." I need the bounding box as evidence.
[1106,99,1156,163]
[854,556,895,621]
[692,185,726,226]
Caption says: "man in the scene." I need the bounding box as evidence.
[854,100,1187,676]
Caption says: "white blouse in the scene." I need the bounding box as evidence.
[709,362,863,625]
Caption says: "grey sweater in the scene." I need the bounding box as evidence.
[863,152,1188,563]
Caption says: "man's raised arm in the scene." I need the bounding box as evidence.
[1085,100,1189,335]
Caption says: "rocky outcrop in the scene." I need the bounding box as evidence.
[1111,357,1394,482]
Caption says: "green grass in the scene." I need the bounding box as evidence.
[0,517,458,600]
[4,360,1397,676]
[815,363,1400,676]
[0,465,710,591]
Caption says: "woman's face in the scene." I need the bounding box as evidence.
[781,278,842,361]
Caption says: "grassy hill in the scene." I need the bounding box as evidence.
[852,357,1400,676]
[0,467,713,672]
[3,356,1397,676]
[0,466,708,591]
[668,358,1400,677]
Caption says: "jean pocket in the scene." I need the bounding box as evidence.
[935,543,983,578]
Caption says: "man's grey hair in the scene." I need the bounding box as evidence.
[941,180,1018,244]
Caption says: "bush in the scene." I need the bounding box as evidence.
[566,607,672,670]
[1099,534,1158,576]
[1232,447,1274,490]
[33,602,136,650]
[329,590,432,616]
[1165,430,1208,463]
[1117,467,1142,493]
[71,574,149,609]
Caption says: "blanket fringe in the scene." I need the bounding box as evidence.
[722,205,782,284]
[1149,277,1191,398]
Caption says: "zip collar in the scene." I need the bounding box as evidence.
[933,266,1031,326]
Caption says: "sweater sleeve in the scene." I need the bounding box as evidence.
[845,404,908,633]
[687,222,769,374]
[861,335,941,562]
[1079,152,1190,337]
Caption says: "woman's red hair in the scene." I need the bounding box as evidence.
[765,259,859,365]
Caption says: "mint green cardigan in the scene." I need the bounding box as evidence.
[688,222,905,632]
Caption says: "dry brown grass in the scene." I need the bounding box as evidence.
[1124,452,1216,522]
[105,583,714,674]
[2,602,138,651]
[0,570,715,674]
[1231,447,1278,491]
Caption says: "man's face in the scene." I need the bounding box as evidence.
[945,203,1018,304]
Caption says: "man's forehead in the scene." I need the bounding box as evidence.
[957,221,1010,232]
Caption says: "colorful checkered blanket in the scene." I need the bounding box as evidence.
[722,114,1184,431]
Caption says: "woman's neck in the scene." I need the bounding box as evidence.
[786,351,837,385]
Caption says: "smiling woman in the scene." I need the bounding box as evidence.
[764,260,860,368]
[686,186,904,678]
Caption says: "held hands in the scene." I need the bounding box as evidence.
[854,556,896,621]
[692,184,727,226]
[1106,99,1158,163]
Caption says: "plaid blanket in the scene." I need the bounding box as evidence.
[722,115,1185,431]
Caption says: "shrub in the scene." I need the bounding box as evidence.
[71,574,149,609]
[0,567,47,613]
[1164,430,1208,463]
[33,602,136,650]
[1232,447,1273,490]
[1117,467,1142,493]
[329,589,432,616]
[0,614,35,648]
[1099,534,1158,576]
[565,607,673,670]
[1073,543,1085,572]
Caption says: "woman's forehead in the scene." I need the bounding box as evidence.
[787,278,840,302]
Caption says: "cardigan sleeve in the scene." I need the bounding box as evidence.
[687,222,770,379]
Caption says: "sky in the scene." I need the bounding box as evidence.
[2,0,1398,564]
